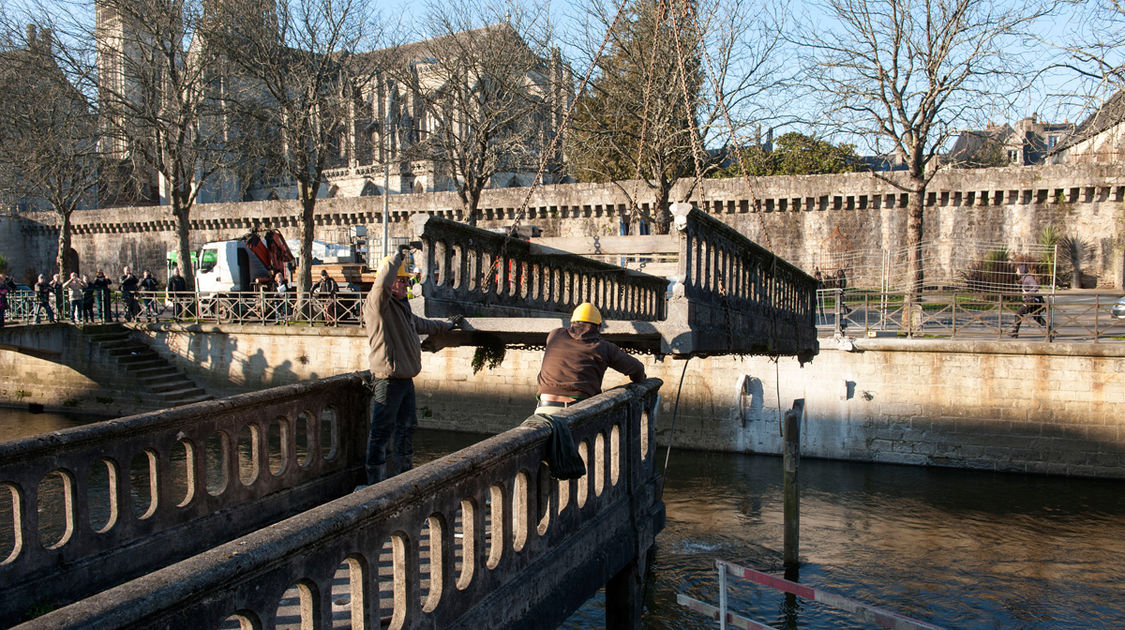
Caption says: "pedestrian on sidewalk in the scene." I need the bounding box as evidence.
[1009,263,1055,340]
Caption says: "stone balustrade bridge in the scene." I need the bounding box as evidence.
[0,201,819,628]
[0,374,663,628]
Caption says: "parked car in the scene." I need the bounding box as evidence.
[1112,296,1125,319]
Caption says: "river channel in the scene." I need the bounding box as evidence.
[3,410,1123,629]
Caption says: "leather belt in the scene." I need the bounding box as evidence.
[538,400,572,408]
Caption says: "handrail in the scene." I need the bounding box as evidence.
[17,378,663,630]
[0,373,369,625]
[817,290,1125,342]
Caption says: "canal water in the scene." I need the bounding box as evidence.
[4,411,1124,629]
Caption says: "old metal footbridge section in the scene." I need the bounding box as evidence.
[413,202,818,362]
[1,374,663,629]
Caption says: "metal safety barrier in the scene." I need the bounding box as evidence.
[678,559,947,630]
[817,289,1125,343]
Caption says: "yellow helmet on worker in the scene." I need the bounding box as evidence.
[571,302,602,325]
[382,255,412,278]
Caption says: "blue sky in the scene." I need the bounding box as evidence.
[17,0,1113,149]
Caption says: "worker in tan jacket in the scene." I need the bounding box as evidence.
[361,245,460,486]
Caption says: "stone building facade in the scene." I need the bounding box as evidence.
[1,164,1122,289]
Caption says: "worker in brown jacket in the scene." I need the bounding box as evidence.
[535,302,646,415]
[361,245,459,487]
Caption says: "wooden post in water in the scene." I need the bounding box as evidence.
[783,399,804,567]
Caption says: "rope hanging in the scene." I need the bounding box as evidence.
[481,0,635,294]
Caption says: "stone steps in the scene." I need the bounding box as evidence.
[83,325,213,407]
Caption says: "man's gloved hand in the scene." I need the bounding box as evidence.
[398,241,424,256]
[447,313,465,330]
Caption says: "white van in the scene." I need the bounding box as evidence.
[196,240,273,295]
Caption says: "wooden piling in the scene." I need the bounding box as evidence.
[783,399,804,567]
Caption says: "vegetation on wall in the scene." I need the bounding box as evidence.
[715,132,864,177]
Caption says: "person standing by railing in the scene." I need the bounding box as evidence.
[139,270,159,322]
[81,274,96,323]
[359,245,462,487]
[312,269,338,326]
[93,271,113,322]
[33,274,54,324]
[62,272,85,323]
[274,272,290,323]
[120,267,140,322]
[0,273,12,327]
[168,265,187,320]
[49,273,64,320]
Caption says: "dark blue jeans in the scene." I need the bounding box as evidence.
[365,378,417,484]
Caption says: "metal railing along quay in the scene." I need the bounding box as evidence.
[816,289,1125,343]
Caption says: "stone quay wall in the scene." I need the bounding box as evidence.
[6,325,1105,479]
[1,163,1122,288]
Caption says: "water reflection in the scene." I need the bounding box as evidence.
[566,451,1125,629]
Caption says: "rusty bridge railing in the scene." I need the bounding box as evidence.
[16,379,664,630]
[0,374,369,626]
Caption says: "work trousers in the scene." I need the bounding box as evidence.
[365,378,417,484]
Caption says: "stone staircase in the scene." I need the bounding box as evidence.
[83,327,213,406]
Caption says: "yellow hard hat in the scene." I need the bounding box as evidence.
[571,302,602,325]
[382,255,411,278]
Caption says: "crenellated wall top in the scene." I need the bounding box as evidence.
[13,163,1124,235]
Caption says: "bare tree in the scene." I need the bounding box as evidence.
[568,0,786,233]
[92,0,237,291]
[793,0,1058,308]
[1057,1,1125,95]
[388,1,561,226]
[1044,0,1125,157]
[214,0,383,294]
[0,21,100,277]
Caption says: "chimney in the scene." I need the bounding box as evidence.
[26,24,36,46]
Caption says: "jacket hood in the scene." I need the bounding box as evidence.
[567,322,600,342]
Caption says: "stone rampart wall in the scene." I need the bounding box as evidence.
[2,164,1122,288]
[6,326,1108,478]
